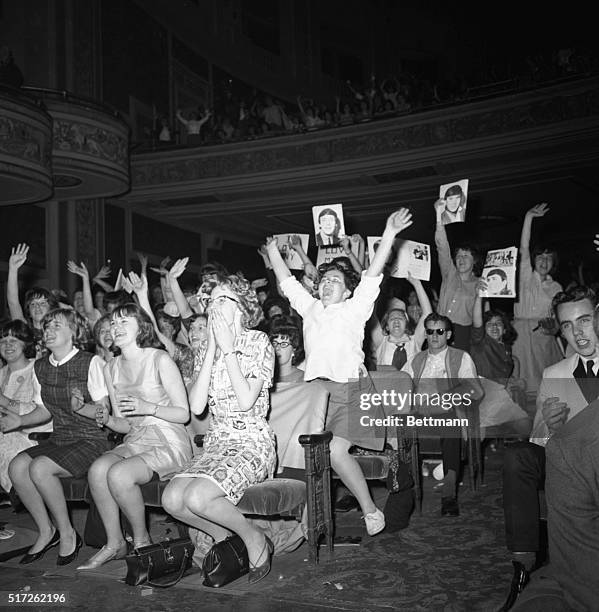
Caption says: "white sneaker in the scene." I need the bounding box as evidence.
[363,508,385,536]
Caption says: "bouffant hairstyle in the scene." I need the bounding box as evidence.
[110,303,161,348]
[268,315,305,366]
[24,288,59,320]
[483,309,517,345]
[212,273,263,329]
[104,290,130,312]
[317,257,361,296]
[0,319,37,359]
[41,308,90,349]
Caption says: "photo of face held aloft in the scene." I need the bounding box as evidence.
[312,203,345,247]
[438,179,469,225]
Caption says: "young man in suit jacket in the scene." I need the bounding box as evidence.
[499,285,599,611]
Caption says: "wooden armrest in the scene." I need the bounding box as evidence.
[299,431,333,446]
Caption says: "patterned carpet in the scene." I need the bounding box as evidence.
[0,447,512,612]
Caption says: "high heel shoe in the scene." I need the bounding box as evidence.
[56,531,82,566]
[248,535,274,584]
[76,542,128,571]
[19,529,60,564]
[133,539,152,550]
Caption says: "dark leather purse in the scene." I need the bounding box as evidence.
[201,534,249,587]
[124,537,194,587]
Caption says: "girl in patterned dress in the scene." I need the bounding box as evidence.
[162,274,276,584]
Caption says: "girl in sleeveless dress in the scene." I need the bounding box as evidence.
[77,303,191,570]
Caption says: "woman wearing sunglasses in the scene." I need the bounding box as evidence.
[162,274,276,584]
[265,208,414,538]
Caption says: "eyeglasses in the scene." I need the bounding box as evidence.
[271,340,291,348]
[208,295,239,306]
[425,328,447,336]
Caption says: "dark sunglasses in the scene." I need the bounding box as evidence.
[425,328,447,336]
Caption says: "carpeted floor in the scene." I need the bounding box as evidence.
[0,445,512,612]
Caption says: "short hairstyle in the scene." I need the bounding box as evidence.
[452,245,482,275]
[155,308,182,337]
[483,309,517,345]
[444,184,464,199]
[317,258,361,295]
[531,245,558,275]
[211,273,264,329]
[552,286,597,322]
[486,268,507,282]
[200,261,228,279]
[24,287,59,320]
[380,308,408,336]
[262,296,290,319]
[0,319,36,358]
[41,308,90,349]
[110,303,161,348]
[423,312,454,338]
[268,315,305,366]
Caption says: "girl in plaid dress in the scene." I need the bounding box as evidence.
[0,309,110,566]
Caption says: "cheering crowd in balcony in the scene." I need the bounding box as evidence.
[1,198,599,610]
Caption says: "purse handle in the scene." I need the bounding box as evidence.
[146,548,191,588]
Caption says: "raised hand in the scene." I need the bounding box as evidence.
[476,278,488,297]
[385,208,413,235]
[527,203,549,218]
[9,244,29,270]
[136,252,148,273]
[593,233,599,251]
[168,257,189,279]
[67,260,89,280]
[264,236,279,255]
[304,262,319,283]
[127,271,148,295]
[339,235,351,253]
[150,256,172,276]
[288,235,302,251]
[94,264,112,281]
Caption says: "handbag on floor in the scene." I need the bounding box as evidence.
[202,534,249,587]
[124,537,194,587]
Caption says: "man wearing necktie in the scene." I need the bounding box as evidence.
[500,286,599,611]
[391,342,407,370]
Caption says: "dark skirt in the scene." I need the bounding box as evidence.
[319,374,385,451]
[22,438,111,478]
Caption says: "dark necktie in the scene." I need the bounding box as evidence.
[392,344,407,370]
[573,358,599,404]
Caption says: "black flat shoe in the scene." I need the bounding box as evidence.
[19,529,60,564]
[498,561,531,611]
[248,536,274,585]
[56,531,82,566]
[441,496,460,516]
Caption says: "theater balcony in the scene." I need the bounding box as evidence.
[0,85,53,206]
[123,75,599,249]
[23,88,131,201]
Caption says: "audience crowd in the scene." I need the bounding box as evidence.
[1,196,599,609]
[151,44,597,148]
